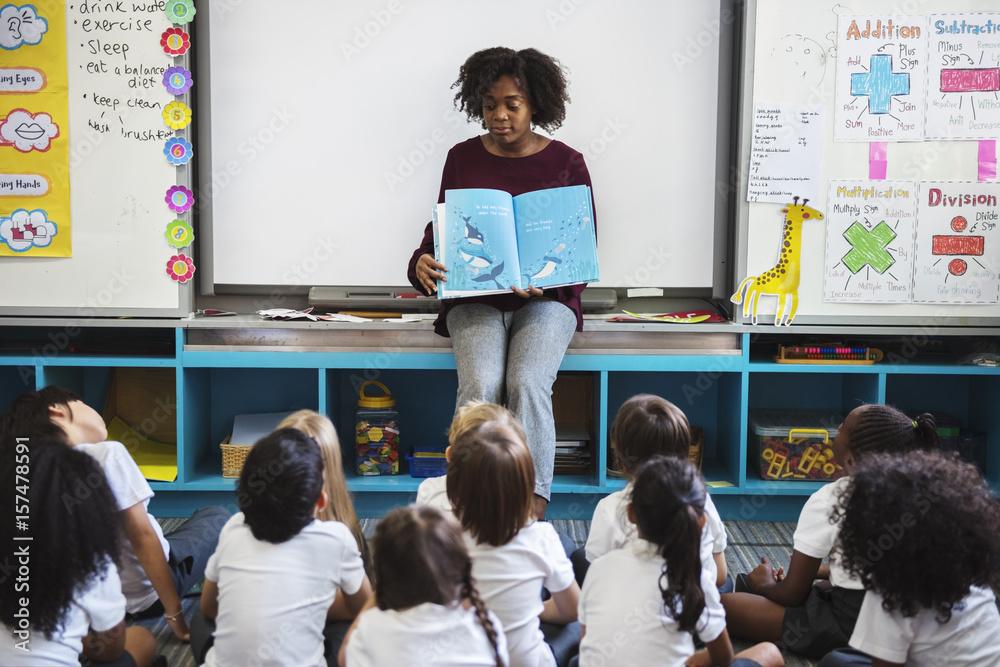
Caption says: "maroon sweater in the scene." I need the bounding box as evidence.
[406,137,596,337]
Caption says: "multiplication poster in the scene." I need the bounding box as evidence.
[835,16,927,142]
[825,180,916,303]
[925,14,1000,140]
[913,182,1000,303]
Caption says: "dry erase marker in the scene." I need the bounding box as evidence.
[395,293,423,298]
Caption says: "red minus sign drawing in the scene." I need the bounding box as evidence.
[932,235,985,255]
[940,68,1000,93]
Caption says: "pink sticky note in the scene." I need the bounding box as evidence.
[979,140,997,182]
[869,142,887,180]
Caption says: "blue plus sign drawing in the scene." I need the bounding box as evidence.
[850,55,910,114]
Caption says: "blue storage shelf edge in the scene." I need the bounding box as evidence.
[1,323,997,521]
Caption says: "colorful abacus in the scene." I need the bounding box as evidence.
[774,344,883,365]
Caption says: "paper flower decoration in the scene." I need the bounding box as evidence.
[165,219,194,248]
[163,101,192,130]
[163,66,193,96]
[160,27,190,56]
[166,253,196,283]
[164,137,193,165]
[165,0,196,25]
[165,185,194,213]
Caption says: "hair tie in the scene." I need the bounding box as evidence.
[912,421,918,428]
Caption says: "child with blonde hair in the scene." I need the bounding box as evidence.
[340,505,509,666]
[415,400,523,516]
[448,414,580,667]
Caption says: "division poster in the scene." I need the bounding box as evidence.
[925,14,1000,140]
[835,15,927,142]
[913,182,1000,304]
[825,180,917,303]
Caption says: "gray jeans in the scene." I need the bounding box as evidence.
[447,299,577,500]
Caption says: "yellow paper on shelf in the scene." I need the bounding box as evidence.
[107,417,178,482]
[706,480,735,488]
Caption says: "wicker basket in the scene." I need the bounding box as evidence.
[220,434,252,478]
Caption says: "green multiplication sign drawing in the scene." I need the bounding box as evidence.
[842,221,897,274]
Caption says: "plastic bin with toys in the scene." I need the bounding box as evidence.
[749,409,846,482]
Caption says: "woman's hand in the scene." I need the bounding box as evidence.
[511,285,544,299]
[415,254,447,294]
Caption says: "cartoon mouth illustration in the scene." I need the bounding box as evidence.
[14,123,45,141]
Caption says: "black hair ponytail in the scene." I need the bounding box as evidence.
[629,455,707,634]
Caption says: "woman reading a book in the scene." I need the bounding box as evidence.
[407,46,596,520]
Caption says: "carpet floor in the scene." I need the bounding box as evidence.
[142,519,817,667]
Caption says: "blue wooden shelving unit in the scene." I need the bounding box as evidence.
[2,323,997,521]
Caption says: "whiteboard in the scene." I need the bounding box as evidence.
[737,0,1000,324]
[0,2,191,316]
[199,0,731,294]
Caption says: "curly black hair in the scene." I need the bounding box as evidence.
[833,450,1000,623]
[452,47,570,133]
[237,428,324,544]
[0,441,122,639]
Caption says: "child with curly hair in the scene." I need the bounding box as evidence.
[722,404,939,658]
[448,417,581,667]
[583,394,730,590]
[577,455,783,667]
[818,449,1000,666]
[0,442,161,667]
[339,505,508,666]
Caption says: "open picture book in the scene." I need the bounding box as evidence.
[433,185,599,299]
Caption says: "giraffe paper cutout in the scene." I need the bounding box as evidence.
[732,197,825,326]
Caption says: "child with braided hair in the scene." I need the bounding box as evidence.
[339,505,508,666]
[722,405,939,659]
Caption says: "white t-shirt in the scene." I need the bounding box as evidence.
[578,539,727,667]
[465,521,576,667]
[414,475,453,517]
[585,483,727,583]
[850,586,1000,666]
[0,561,124,666]
[346,601,510,666]
[792,476,862,590]
[204,513,367,667]
[76,440,170,613]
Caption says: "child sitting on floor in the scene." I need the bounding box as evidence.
[576,455,783,667]
[415,400,519,517]
[339,505,508,666]
[448,412,581,667]
[818,449,1000,667]
[0,386,229,642]
[0,442,162,667]
[722,404,938,658]
[193,428,372,667]
[583,394,729,591]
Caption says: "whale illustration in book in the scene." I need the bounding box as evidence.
[458,220,494,269]
[520,201,592,286]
